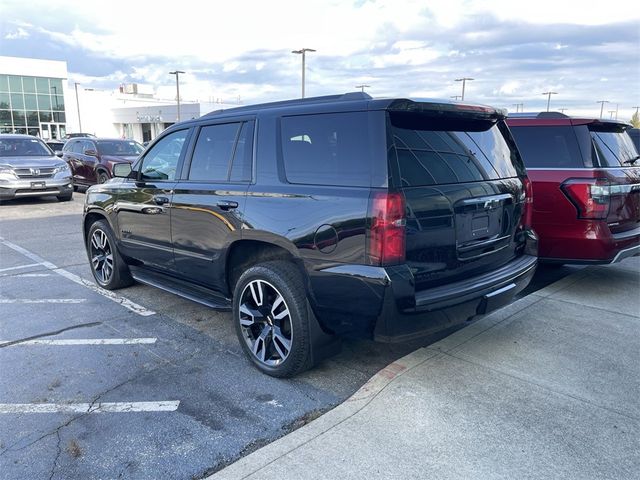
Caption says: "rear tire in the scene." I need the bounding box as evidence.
[87,220,133,289]
[233,261,312,378]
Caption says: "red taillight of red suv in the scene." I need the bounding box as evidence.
[368,191,406,265]
[521,177,534,229]
[561,178,611,219]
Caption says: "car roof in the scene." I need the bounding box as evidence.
[173,92,506,126]
[0,134,46,140]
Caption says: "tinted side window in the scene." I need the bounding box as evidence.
[140,129,188,181]
[62,140,74,152]
[590,128,638,167]
[509,126,584,168]
[229,121,254,182]
[188,123,240,181]
[281,112,370,187]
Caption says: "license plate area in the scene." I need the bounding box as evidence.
[31,181,46,189]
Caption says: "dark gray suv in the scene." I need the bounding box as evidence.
[83,92,537,377]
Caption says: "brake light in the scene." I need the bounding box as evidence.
[368,191,406,265]
[561,178,610,219]
[521,177,533,229]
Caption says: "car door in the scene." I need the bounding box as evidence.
[116,128,192,271]
[171,120,254,290]
[79,140,100,184]
[63,140,83,184]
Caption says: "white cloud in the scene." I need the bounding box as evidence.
[4,27,30,39]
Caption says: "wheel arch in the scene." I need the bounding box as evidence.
[83,210,113,248]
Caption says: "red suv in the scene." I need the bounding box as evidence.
[507,112,640,264]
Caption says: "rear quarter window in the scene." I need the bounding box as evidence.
[590,127,638,167]
[509,125,585,168]
[280,112,371,187]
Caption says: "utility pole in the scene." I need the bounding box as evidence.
[451,95,462,101]
[292,48,316,98]
[355,84,370,93]
[541,91,558,112]
[559,108,568,113]
[455,77,474,101]
[74,82,82,132]
[615,103,619,120]
[512,103,524,112]
[169,70,185,122]
[596,100,609,119]
[608,110,616,119]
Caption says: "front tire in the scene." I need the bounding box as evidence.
[87,220,133,289]
[233,261,312,378]
[97,171,110,184]
[57,192,73,202]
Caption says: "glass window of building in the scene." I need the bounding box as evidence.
[0,74,67,137]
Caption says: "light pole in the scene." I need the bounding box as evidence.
[451,95,462,101]
[355,84,370,93]
[559,108,568,113]
[292,48,315,98]
[169,70,185,122]
[596,100,609,119]
[512,103,524,112]
[454,77,474,101]
[541,91,558,112]
[608,110,616,119]
[74,82,82,132]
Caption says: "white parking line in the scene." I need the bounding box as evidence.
[0,263,41,273]
[0,401,180,414]
[13,273,52,277]
[0,299,87,304]
[0,238,156,316]
[2,338,158,346]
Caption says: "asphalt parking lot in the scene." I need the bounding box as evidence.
[0,192,581,479]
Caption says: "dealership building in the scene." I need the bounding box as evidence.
[0,55,236,143]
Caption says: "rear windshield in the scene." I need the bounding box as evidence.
[389,112,521,187]
[590,125,638,167]
[96,140,144,156]
[509,125,585,168]
[0,137,51,157]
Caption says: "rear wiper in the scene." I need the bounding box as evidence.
[623,155,640,165]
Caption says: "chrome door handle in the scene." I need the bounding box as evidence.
[217,200,239,210]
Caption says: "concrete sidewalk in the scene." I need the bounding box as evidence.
[212,259,640,480]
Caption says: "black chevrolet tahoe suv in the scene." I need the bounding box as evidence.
[83,92,538,377]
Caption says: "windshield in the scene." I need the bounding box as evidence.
[96,140,144,156]
[0,138,52,157]
[590,127,638,167]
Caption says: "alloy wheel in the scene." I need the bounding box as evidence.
[238,279,293,366]
[90,229,114,283]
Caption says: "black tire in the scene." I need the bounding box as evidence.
[73,185,79,192]
[57,192,73,202]
[87,220,133,289]
[233,261,312,378]
[97,171,110,184]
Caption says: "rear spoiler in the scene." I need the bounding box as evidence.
[386,99,507,123]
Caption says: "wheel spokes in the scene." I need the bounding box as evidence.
[249,280,264,306]
[272,325,291,360]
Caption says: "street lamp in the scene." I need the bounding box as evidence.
[451,95,462,101]
[74,82,82,132]
[454,77,474,101]
[292,48,316,98]
[355,84,370,93]
[541,91,558,112]
[169,70,185,122]
[511,103,524,112]
[596,100,609,119]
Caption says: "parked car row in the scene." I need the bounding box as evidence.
[2,92,638,378]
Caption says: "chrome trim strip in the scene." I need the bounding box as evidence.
[611,244,640,263]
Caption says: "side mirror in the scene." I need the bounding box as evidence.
[112,163,133,178]
[55,150,63,157]
[84,148,98,156]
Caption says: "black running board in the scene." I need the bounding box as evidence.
[130,267,232,311]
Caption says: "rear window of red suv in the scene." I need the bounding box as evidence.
[508,125,586,168]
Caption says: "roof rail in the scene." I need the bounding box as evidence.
[202,91,372,118]
[536,111,569,119]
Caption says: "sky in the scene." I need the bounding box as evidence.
[1,0,639,119]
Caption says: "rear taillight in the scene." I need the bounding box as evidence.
[561,178,611,219]
[368,191,406,265]
[521,177,533,229]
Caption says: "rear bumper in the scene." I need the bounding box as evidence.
[539,225,640,264]
[311,252,537,343]
[0,177,73,200]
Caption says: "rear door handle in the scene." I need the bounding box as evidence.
[154,196,170,205]
[217,200,238,210]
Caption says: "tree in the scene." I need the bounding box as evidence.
[631,111,640,128]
